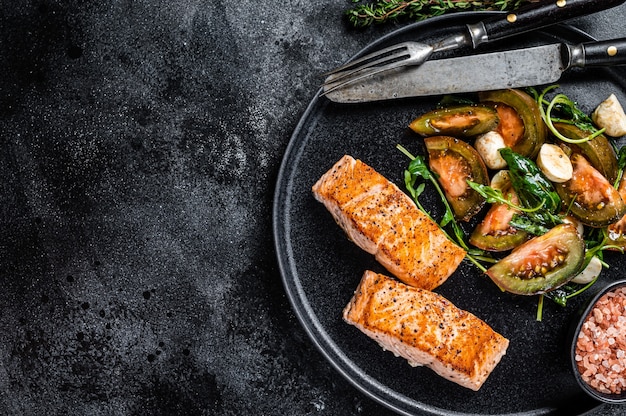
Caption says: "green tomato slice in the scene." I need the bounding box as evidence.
[554,122,619,184]
[555,153,626,227]
[607,176,626,250]
[485,223,585,295]
[470,184,528,252]
[409,105,499,137]
[479,89,546,159]
[425,136,489,222]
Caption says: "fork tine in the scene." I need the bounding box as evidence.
[321,48,410,88]
[320,60,405,97]
[322,42,411,77]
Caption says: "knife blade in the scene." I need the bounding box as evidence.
[323,0,626,94]
[323,38,626,103]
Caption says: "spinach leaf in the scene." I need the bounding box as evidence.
[499,148,561,214]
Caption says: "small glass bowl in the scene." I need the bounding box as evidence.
[569,279,626,404]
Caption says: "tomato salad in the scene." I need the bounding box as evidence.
[398,86,626,320]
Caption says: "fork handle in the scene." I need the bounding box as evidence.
[470,0,626,47]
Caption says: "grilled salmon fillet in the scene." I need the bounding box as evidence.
[344,271,509,391]
[312,155,466,290]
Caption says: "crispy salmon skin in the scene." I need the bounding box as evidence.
[312,155,466,290]
[344,271,509,391]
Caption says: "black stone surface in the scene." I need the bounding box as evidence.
[1,1,625,415]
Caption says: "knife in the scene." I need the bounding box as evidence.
[323,0,626,94]
[323,38,626,103]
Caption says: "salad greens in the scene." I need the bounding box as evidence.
[499,147,563,230]
[398,86,626,321]
[499,148,560,214]
[615,146,626,187]
[532,85,606,144]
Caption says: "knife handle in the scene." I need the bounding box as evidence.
[469,0,626,47]
[571,38,626,67]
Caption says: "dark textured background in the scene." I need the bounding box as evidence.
[1,1,625,415]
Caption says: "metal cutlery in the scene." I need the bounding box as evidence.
[322,0,626,96]
[323,37,626,103]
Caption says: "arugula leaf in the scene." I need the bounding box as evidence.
[467,181,544,213]
[544,279,599,307]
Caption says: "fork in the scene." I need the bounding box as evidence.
[322,0,626,96]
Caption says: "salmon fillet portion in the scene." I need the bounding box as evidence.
[344,271,509,391]
[312,154,465,290]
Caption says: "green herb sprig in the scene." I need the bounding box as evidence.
[467,180,556,236]
[345,0,532,28]
[467,181,544,214]
[614,146,626,187]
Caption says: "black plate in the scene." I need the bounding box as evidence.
[273,11,626,416]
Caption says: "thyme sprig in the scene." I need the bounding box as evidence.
[345,0,532,28]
